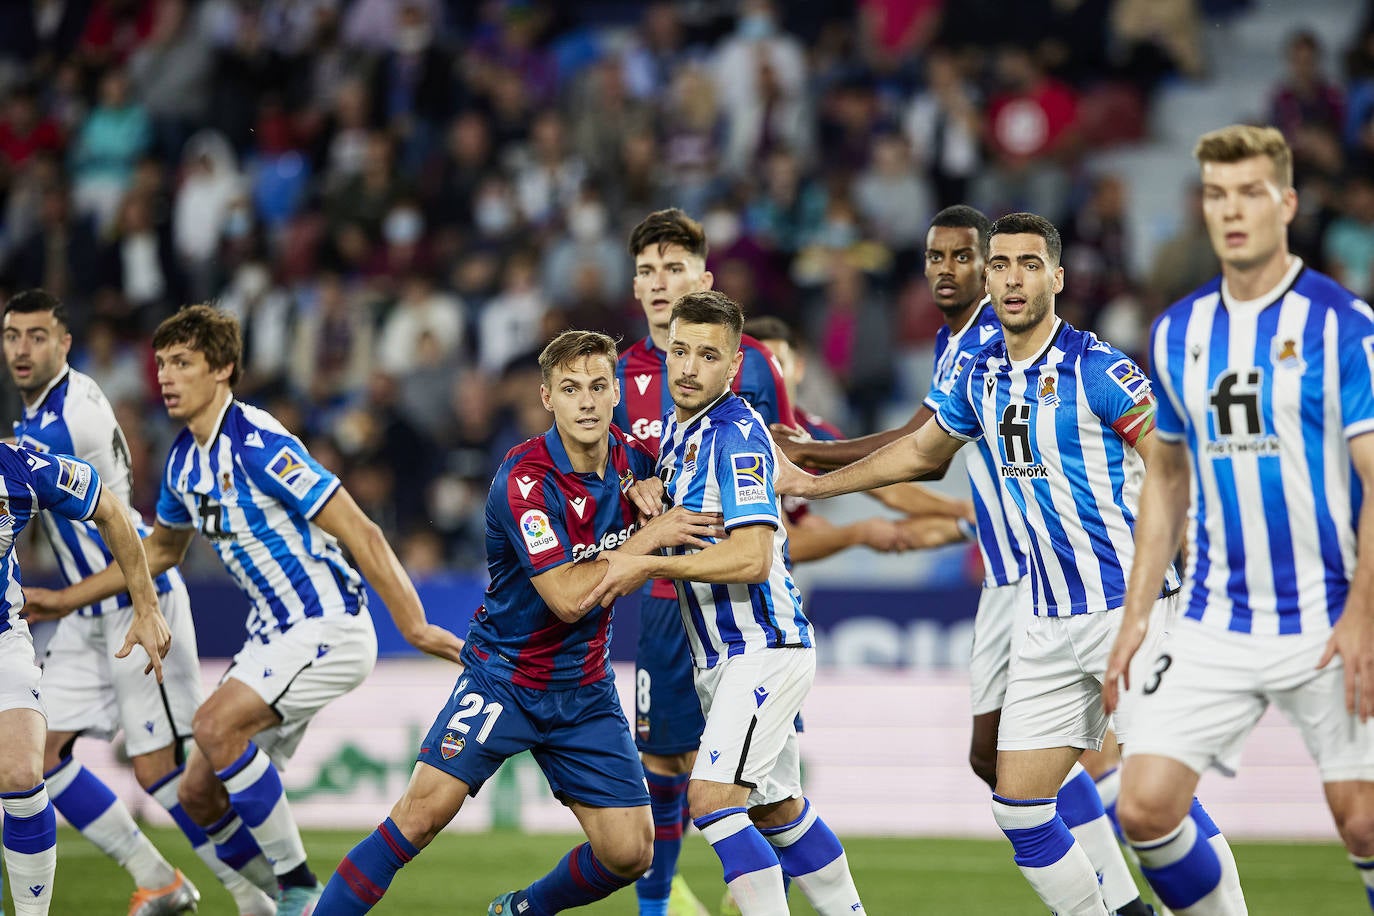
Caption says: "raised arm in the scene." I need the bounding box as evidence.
[777,417,964,502]
[89,490,172,681]
[314,487,464,664]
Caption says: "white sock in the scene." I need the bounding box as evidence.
[992,794,1109,916]
[206,811,282,899]
[46,757,176,889]
[219,744,308,875]
[1131,817,1241,916]
[148,768,278,913]
[1057,765,1142,913]
[761,799,862,915]
[696,809,788,915]
[3,784,57,916]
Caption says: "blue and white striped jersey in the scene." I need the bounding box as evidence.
[925,301,1030,587]
[1151,259,1374,635]
[13,368,183,615]
[658,392,810,668]
[156,398,366,640]
[0,444,102,635]
[937,320,1179,616]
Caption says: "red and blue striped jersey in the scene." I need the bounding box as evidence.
[462,425,656,690]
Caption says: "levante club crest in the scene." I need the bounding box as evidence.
[441,732,465,759]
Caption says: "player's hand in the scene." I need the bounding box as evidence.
[405,623,466,664]
[580,550,651,611]
[116,609,173,682]
[638,507,724,552]
[1103,613,1149,716]
[769,423,813,464]
[1318,606,1374,721]
[894,516,964,550]
[858,518,906,553]
[627,478,666,519]
[772,442,816,499]
[20,587,75,623]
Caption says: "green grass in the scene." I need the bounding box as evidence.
[5,828,1362,914]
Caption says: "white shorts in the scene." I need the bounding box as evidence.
[0,620,44,717]
[969,579,1029,716]
[692,647,814,808]
[43,588,203,757]
[999,596,1175,752]
[1125,617,1374,782]
[225,611,376,766]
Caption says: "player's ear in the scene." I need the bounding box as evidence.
[1052,266,1065,295]
[727,347,743,384]
[612,377,621,407]
[700,269,714,291]
[540,384,553,412]
[1280,185,1299,226]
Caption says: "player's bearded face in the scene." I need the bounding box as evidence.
[633,244,712,334]
[667,320,742,417]
[1199,156,1297,272]
[986,233,1063,336]
[2,311,71,395]
[542,356,618,448]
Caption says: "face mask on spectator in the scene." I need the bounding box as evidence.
[395,24,432,54]
[738,13,775,40]
[385,208,424,245]
[224,208,252,239]
[237,264,271,300]
[475,196,514,235]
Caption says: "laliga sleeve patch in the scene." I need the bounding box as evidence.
[519,509,561,554]
[55,456,92,499]
[266,445,321,499]
[1107,357,1151,404]
[731,452,769,505]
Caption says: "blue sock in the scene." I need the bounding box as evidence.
[2,783,57,911]
[44,757,118,830]
[1093,767,1127,843]
[514,842,632,916]
[760,799,844,877]
[1350,853,1374,911]
[317,818,419,915]
[148,766,212,850]
[1131,810,1224,910]
[204,809,268,871]
[1056,766,1106,831]
[636,770,688,913]
[218,742,311,881]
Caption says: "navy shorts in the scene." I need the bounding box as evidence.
[418,664,650,808]
[635,593,706,755]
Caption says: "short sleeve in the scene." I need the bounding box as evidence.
[26,451,102,522]
[241,429,341,520]
[1083,344,1157,448]
[494,468,575,576]
[712,419,780,531]
[933,357,982,442]
[155,457,194,528]
[1339,301,1374,439]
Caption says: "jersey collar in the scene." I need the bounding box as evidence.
[947,297,993,346]
[1220,256,1304,312]
[543,425,616,478]
[1007,317,1066,371]
[675,389,735,433]
[22,366,70,419]
[195,394,237,452]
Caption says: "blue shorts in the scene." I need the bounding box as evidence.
[418,664,649,808]
[635,593,705,755]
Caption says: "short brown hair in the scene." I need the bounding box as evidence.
[670,290,744,347]
[627,208,708,261]
[152,304,242,386]
[1193,124,1293,188]
[988,212,1062,267]
[538,330,618,385]
[742,316,793,348]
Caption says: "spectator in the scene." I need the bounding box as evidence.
[127,0,210,161]
[1269,30,1345,142]
[68,66,151,228]
[479,248,547,376]
[3,183,102,317]
[541,184,625,307]
[72,315,149,409]
[370,1,457,170]
[427,110,498,233]
[0,84,65,170]
[290,270,375,407]
[714,0,812,175]
[95,189,181,329]
[903,48,983,211]
[1144,183,1219,314]
[1324,174,1374,298]
[621,2,692,102]
[326,131,409,239]
[511,109,586,228]
[218,259,295,401]
[659,65,725,217]
[852,131,931,260]
[1060,173,1134,329]
[172,129,244,301]
[374,272,466,376]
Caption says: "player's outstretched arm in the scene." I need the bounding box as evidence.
[866,482,974,521]
[1319,433,1374,721]
[1104,432,1188,714]
[90,488,172,682]
[772,405,934,471]
[314,487,464,664]
[581,524,775,610]
[23,522,194,623]
[776,419,962,502]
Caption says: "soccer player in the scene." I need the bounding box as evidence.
[22,304,463,916]
[779,207,1153,913]
[616,208,798,916]
[585,291,865,916]
[4,289,277,916]
[772,214,1238,915]
[315,330,723,915]
[1105,124,1374,915]
[0,440,172,916]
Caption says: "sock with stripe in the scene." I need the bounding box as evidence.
[1094,767,1127,843]
[759,798,862,915]
[2,783,57,916]
[148,766,278,910]
[695,808,787,914]
[317,818,419,914]
[45,756,177,890]
[636,770,689,915]
[991,794,1109,916]
[218,742,314,885]
[510,841,635,915]
[1130,805,1238,915]
[1350,853,1374,911]
[1057,764,1150,915]
[1188,798,1246,911]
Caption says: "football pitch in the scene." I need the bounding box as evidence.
[8,827,1361,914]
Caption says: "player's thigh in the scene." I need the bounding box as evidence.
[415,666,540,800]
[997,614,1111,753]
[109,591,204,758]
[1269,633,1374,785]
[0,626,47,791]
[1122,617,1267,778]
[635,594,704,757]
[40,614,119,743]
[692,648,813,800]
[534,679,651,809]
[969,582,1020,717]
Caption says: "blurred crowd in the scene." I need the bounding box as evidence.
[0,0,1371,573]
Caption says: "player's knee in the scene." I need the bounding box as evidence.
[968,748,998,791]
[388,796,444,851]
[0,757,43,794]
[1333,807,1374,858]
[191,704,242,761]
[1115,790,1176,843]
[595,826,654,879]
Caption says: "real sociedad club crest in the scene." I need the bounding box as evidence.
[683,442,698,474]
[1038,373,1060,409]
[441,732,465,759]
[1272,337,1305,372]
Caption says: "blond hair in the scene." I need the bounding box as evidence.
[1193,124,1293,188]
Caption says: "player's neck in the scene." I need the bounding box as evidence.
[648,324,670,351]
[19,364,67,409]
[1003,314,1058,363]
[188,389,233,446]
[1222,249,1295,303]
[942,300,980,334]
[561,435,608,476]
